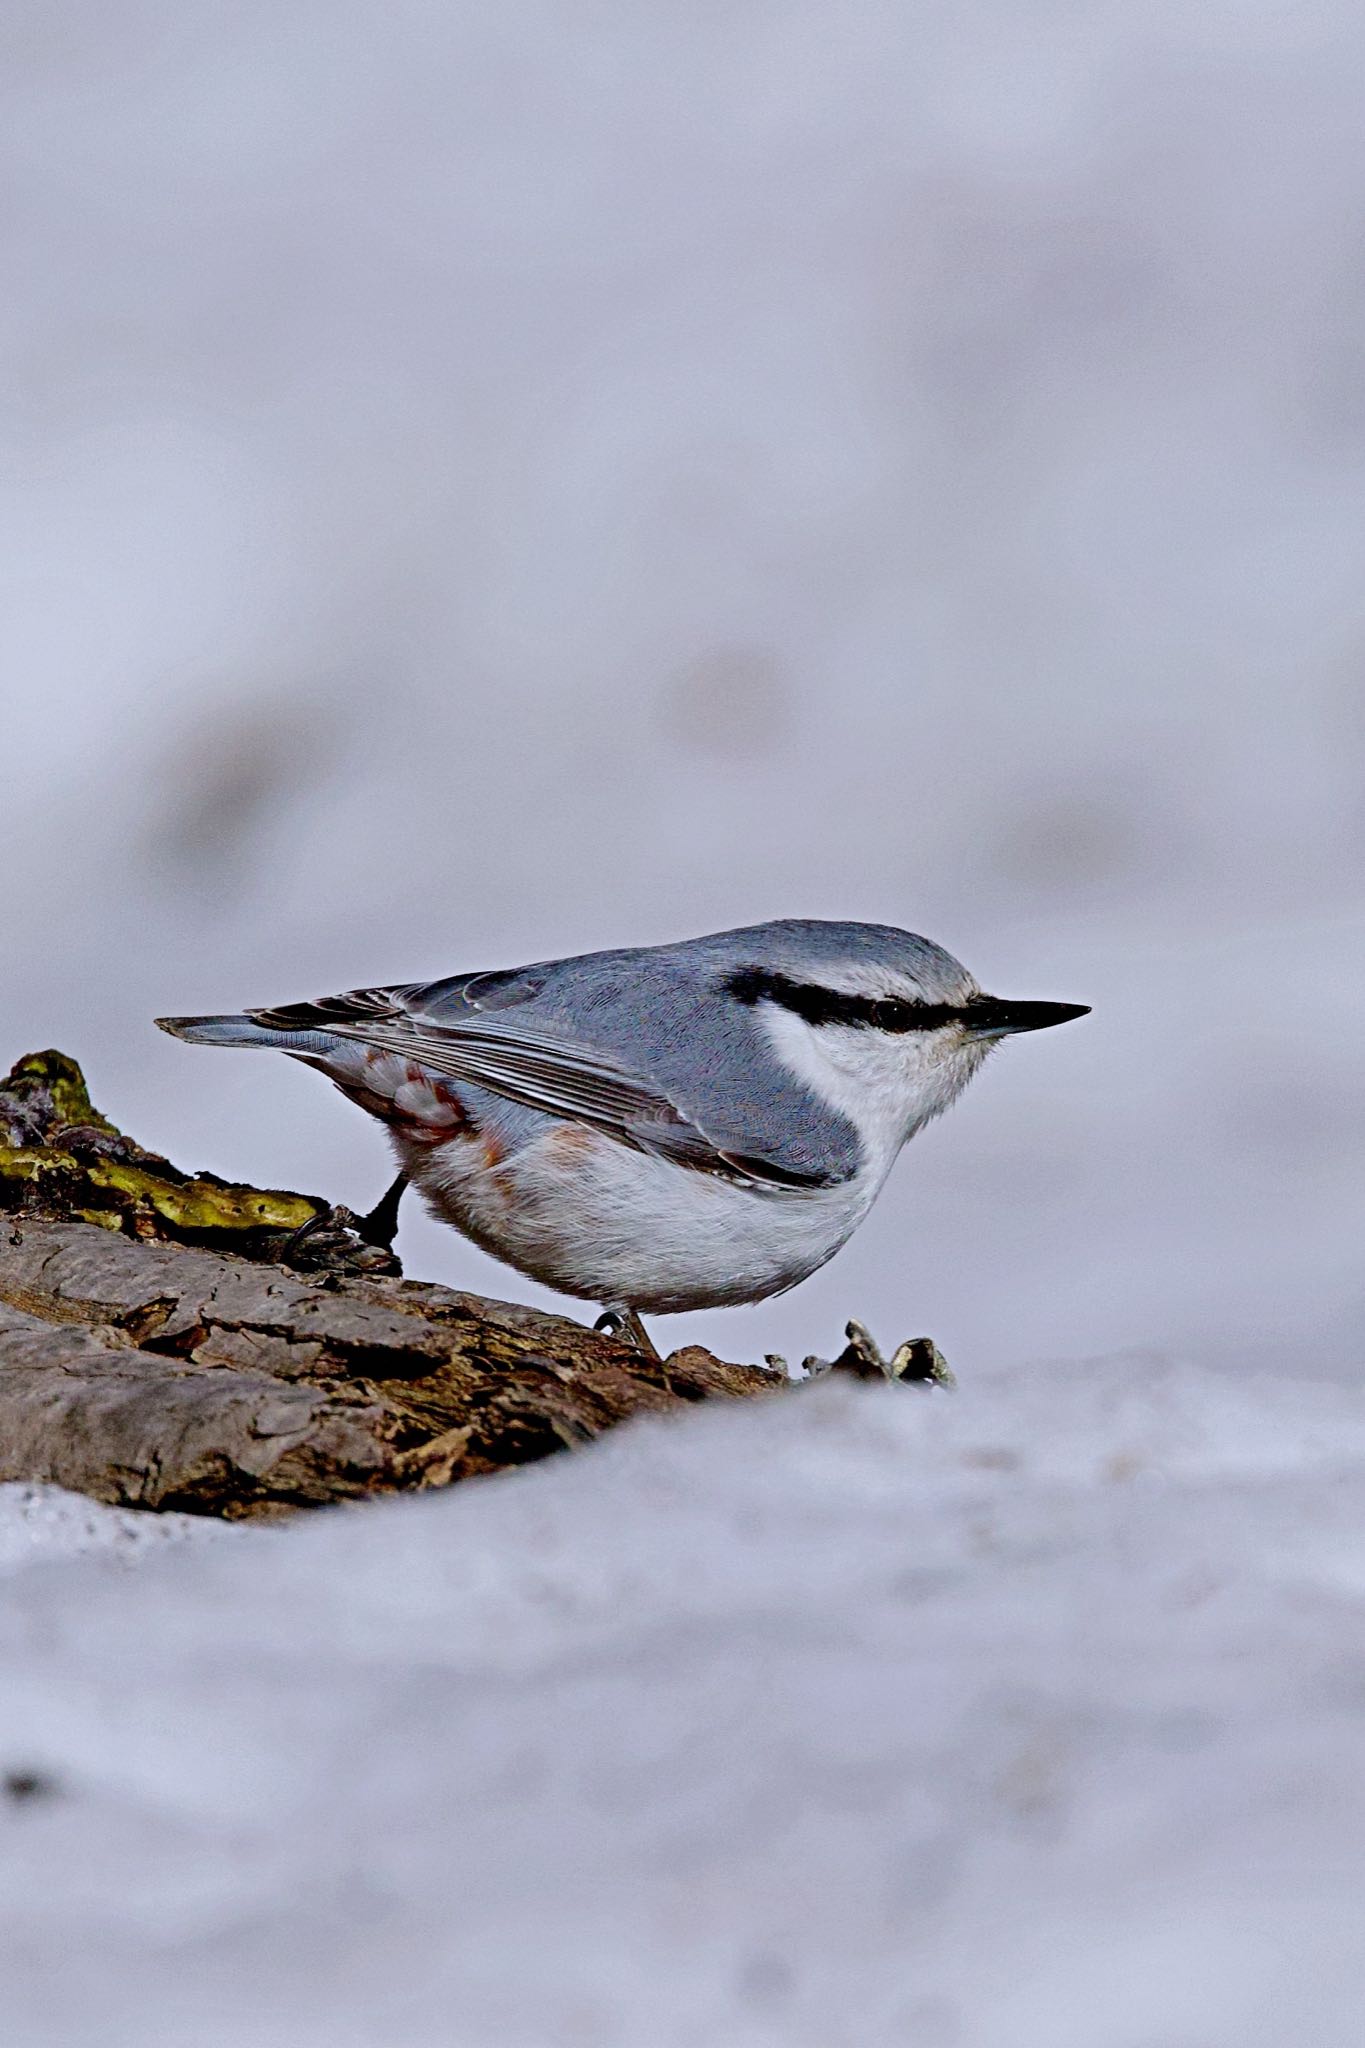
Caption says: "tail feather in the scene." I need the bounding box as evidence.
[155,1014,327,1052]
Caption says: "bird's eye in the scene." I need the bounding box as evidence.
[871,1000,902,1032]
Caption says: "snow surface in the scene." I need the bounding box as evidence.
[3,1355,1364,2047]
[0,1485,225,1579]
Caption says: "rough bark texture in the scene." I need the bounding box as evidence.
[0,1051,779,1518]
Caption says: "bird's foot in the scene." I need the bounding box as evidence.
[768,1320,954,1387]
[594,1308,662,1362]
[277,1198,404,1278]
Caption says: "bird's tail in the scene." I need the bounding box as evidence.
[155,1014,321,1051]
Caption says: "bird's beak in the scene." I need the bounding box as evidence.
[963,997,1091,1039]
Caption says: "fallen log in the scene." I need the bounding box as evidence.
[0,1051,778,1517]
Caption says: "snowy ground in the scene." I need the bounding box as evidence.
[3,1353,1364,2047]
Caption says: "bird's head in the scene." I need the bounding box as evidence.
[720,920,1088,1163]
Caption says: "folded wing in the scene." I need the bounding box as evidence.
[250,978,837,1191]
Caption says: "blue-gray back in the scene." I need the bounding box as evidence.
[403,919,973,1185]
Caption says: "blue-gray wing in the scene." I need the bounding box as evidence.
[251,967,846,1190]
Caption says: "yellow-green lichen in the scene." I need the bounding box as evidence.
[7,1050,119,1134]
[0,1147,319,1234]
[90,1158,319,1232]
[0,1050,383,1263]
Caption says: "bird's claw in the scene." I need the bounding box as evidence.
[276,1171,407,1276]
[277,1204,402,1277]
[593,1308,662,1361]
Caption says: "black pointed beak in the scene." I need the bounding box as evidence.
[964,997,1091,1039]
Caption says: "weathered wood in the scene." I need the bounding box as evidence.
[0,1051,778,1518]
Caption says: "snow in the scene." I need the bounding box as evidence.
[3,1354,1364,2045]
[0,1486,225,1579]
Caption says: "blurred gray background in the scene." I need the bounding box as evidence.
[3,1,1361,1376]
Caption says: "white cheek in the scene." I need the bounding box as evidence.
[758,1008,983,1181]
[757,1010,909,1178]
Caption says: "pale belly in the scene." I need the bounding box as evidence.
[395,1119,875,1315]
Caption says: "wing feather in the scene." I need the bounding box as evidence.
[249,985,834,1190]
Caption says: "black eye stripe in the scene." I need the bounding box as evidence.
[726,967,963,1033]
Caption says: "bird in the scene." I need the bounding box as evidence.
[157,919,1088,1352]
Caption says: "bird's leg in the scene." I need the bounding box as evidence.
[353,1171,408,1251]
[594,1307,662,1362]
[280,1172,409,1265]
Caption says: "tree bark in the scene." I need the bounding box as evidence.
[0,1051,778,1518]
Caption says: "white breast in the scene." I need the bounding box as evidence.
[399,1120,877,1316]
